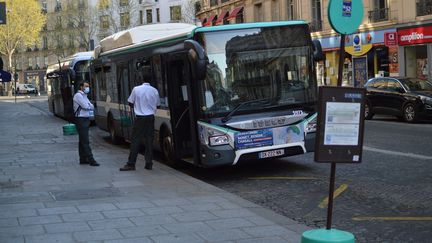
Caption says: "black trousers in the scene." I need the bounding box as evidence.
[128,115,154,166]
[75,117,94,161]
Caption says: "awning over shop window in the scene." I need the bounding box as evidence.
[204,14,217,26]
[227,6,243,20]
[215,10,229,25]
[201,18,207,26]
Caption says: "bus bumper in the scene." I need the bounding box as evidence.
[305,132,316,152]
[199,144,236,167]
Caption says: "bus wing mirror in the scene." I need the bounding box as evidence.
[184,40,208,80]
[313,40,324,62]
[68,68,76,80]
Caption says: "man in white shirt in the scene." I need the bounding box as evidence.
[73,82,99,166]
[120,76,160,171]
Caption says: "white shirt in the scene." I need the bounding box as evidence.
[73,90,94,117]
[128,83,160,116]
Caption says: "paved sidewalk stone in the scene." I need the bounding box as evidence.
[0,99,310,242]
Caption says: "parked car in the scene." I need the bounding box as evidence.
[364,77,432,122]
[14,83,37,94]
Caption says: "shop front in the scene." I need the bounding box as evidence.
[314,28,396,87]
[397,25,432,80]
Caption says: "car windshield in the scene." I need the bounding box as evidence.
[196,25,316,118]
[400,78,432,91]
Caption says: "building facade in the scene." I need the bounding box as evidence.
[197,0,432,86]
[13,0,196,93]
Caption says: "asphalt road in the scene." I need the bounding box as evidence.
[27,97,432,242]
[180,116,432,242]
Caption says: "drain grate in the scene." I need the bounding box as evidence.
[50,188,122,201]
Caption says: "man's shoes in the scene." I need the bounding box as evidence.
[88,158,100,166]
[120,164,136,171]
[79,159,89,165]
[144,163,152,170]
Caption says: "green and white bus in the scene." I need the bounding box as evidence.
[46,51,93,121]
[91,22,323,167]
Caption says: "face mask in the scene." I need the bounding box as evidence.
[84,87,90,94]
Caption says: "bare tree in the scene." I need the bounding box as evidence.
[182,0,200,24]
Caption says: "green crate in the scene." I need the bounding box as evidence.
[63,124,77,135]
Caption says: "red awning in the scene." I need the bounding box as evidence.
[215,10,229,25]
[227,6,243,20]
[204,14,217,26]
[201,18,207,26]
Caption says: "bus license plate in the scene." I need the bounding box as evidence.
[259,149,284,159]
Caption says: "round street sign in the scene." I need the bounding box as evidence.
[328,0,364,34]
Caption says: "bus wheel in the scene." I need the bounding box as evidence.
[161,129,175,164]
[108,116,122,145]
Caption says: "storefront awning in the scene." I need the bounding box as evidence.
[227,6,243,21]
[201,18,207,26]
[215,10,229,25]
[203,14,217,27]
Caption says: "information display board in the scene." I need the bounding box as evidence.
[315,86,365,163]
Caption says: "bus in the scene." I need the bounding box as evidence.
[46,51,93,121]
[91,22,323,167]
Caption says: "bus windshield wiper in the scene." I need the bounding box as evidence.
[221,98,274,123]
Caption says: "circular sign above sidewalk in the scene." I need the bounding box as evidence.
[328,0,364,34]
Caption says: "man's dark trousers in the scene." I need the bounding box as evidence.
[128,115,155,166]
[75,117,93,161]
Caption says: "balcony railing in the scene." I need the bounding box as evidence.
[416,0,432,16]
[310,19,322,32]
[368,8,389,22]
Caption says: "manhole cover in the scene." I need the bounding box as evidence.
[50,188,121,201]
[23,133,58,139]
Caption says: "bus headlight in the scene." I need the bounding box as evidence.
[209,135,229,146]
[305,117,317,133]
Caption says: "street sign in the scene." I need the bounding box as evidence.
[314,86,365,163]
[384,32,398,46]
[328,0,363,35]
[0,2,6,25]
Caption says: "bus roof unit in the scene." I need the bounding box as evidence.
[96,23,197,57]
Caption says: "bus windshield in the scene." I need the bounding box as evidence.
[197,25,317,118]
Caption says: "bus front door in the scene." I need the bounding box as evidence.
[167,53,196,163]
[117,64,133,141]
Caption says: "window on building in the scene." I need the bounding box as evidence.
[416,0,432,16]
[78,0,85,9]
[28,57,32,69]
[55,0,62,12]
[210,0,218,7]
[120,12,130,27]
[140,10,143,25]
[41,1,47,13]
[119,0,129,7]
[271,0,280,21]
[156,8,160,22]
[254,3,263,22]
[100,15,109,29]
[69,35,74,48]
[369,0,388,22]
[286,0,296,20]
[170,6,181,21]
[311,0,322,31]
[42,37,48,49]
[146,9,152,24]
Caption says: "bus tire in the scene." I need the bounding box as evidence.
[108,115,122,145]
[161,128,175,164]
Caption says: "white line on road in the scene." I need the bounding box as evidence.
[363,146,432,160]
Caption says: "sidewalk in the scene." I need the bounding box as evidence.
[0,99,310,243]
